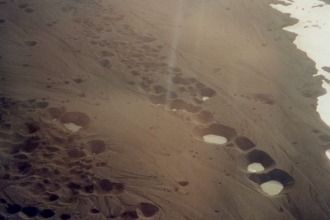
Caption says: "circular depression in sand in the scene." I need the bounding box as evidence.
[236,150,276,173]
[325,149,330,159]
[60,112,90,132]
[260,180,283,196]
[64,123,82,132]
[193,123,237,145]
[248,169,294,196]
[203,134,227,145]
[202,96,209,101]
[247,163,265,173]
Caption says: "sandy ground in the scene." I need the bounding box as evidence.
[1,0,330,219]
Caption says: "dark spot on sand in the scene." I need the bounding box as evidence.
[178,181,189,187]
[22,206,39,217]
[73,78,83,83]
[39,209,55,218]
[25,41,37,46]
[137,202,159,217]
[98,179,114,191]
[6,204,22,214]
[61,213,71,220]
[90,208,100,214]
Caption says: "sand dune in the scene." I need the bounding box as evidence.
[1,0,330,219]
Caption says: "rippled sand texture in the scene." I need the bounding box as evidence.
[1,0,330,219]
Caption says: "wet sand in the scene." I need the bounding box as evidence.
[1,0,330,219]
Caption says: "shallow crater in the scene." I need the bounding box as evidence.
[193,123,237,144]
[60,111,90,132]
[236,150,276,173]
[248,169,295,195]
[234,136,257,152]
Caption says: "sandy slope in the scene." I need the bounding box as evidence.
[1,0,330,219]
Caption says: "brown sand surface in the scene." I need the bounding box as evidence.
[1,0,330,219]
